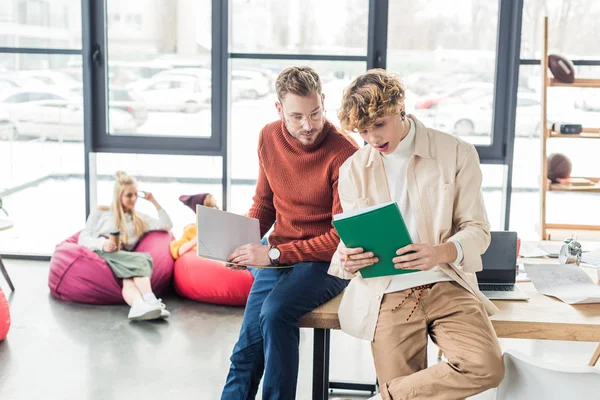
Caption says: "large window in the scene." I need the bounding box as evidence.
[105,0,212,138]
[0,0,80,49]
[510,3,600,240]
[0,1,83,255]
[387,0,500,146]
[521,0,600,59]
[230,0,369,56]
[1,0,553,256]
[87,0,219,157]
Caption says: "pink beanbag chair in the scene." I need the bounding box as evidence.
[0,288,9,341]
[173,251,254,306]
[48,231,175,305]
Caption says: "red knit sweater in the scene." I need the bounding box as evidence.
[248,119,358,265]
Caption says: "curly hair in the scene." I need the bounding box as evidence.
[275,66,322,101]
[338,69,406,133]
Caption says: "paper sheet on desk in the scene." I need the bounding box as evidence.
[524,264,600,304]
[519,242,550,258]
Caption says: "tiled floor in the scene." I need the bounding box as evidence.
[0,259,597,399]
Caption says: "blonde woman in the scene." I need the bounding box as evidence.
[330,69,503,400]
[78,171,173,320]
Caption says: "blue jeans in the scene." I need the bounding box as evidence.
[221,262,348,400]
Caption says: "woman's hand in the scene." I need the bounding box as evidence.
[103,240,117,252]
[393,242,456,271]
[142,192,162,210]
[339,244,378,274]
[142,191,155,203]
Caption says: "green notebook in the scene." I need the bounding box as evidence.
[332,202,418,279]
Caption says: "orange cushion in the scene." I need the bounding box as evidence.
[173,252,254,306]
[0,288,10,341]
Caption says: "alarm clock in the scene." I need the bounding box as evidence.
[558,236,582,266]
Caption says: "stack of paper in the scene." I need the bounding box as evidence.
[524,264,600,304]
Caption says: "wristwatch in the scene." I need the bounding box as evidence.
[268,245,281,266]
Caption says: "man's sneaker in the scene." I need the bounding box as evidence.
[147,298,170,319]
[128,300,162,320]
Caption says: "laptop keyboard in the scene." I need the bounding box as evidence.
[479,284,514,292]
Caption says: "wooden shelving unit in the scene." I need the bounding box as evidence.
[540,16,600,240]
[548,131,600,139]
[549,184,600,193]
[549,78,600,88]
[547,127,600,139]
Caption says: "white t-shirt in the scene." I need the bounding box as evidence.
[382,119,458,294]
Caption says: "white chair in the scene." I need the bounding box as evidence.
[496,350,600,400]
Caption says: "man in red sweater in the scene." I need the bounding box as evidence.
[221,67,358,399]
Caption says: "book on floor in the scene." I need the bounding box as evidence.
[332,202,418,279]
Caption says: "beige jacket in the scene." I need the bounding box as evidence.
[328,115,498,341]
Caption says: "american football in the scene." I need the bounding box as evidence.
[548,54,576,83]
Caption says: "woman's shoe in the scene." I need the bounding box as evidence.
[128,299,162,320]
[147,298,170,319]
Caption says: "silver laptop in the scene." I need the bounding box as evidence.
[196,205,261,263]
[477,231,530,301]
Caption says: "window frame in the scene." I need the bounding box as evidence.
[84,0,223,157]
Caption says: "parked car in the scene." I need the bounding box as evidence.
[425,92,585,138]
[231,70,270,100]
[237,67,277,93]
[129,67,212,91]
[415,82,494,110]
[146,67,269,101]
[19,70,82,90]
[0,88,136,141]
[71,86,148,127]
[0,74,47,92]
[129,75,211,113]
[109,87,148,127]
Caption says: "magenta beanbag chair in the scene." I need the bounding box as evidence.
[48,231,175,305]
[0,288,9,341]
[173,251,254,306]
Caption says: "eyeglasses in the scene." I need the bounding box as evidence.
[281,105,324,127]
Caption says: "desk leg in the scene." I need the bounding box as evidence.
[0,255,14,291]
[589,343,600,366]
[313,328,330,400]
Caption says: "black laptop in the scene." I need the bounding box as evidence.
[477,231,529,301]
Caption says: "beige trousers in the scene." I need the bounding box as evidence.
[371,281,504,400]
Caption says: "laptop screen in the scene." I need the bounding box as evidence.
[476,231,518,284]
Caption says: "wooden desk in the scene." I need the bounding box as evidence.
[298,260,600,399]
